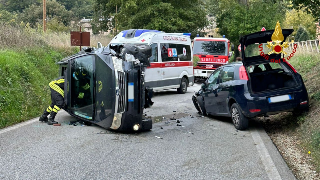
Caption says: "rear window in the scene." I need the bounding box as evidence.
[244,43,292,58]
[247,62,289,73]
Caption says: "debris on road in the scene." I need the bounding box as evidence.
[53,123,61,126]
[155,136,163,139]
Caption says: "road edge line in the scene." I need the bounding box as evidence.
[0,118,38,135]
[251,128,282,180]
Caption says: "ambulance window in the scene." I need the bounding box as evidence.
[160,43,191,62]
[149,43,158,62]
[176,44,191,61]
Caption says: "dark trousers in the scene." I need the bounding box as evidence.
[42,88,64,120]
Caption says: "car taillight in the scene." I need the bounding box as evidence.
[284,61,297,73]
[239,65,248,80]
[300,101,308,105]
[249,109,261,113]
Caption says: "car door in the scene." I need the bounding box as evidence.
[203,68,222,115]
[215,66,235,115]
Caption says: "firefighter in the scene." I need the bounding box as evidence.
[39,76,65,125]
[73,66,91,107]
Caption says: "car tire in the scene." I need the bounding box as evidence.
[230,103,248,130]
[177,77,188,94]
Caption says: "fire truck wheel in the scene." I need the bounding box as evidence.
[177,77,188,94]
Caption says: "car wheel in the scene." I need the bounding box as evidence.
[177,77,188,94]
[230,103,248,130]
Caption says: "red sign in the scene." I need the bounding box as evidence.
[168,48,173,57]
[261,27,266,31]
[70,31,90,46]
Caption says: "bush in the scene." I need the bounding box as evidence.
[193,55,200,67]
[294,26,310,42]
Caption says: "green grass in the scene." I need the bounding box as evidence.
[284,52,320,171]
[0,47,74,128]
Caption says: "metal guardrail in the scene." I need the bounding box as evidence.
[288,40,320,53]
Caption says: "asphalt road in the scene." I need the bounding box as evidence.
[0,83,296,180]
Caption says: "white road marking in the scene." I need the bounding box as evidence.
[0,118,38,135]
[251,128,282,180]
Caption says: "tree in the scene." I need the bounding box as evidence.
[283,8,316,40]
[1,0,40,13]
[93,0,208,35]
[291,0,320,19]
[0,10,18,25]
[205,0,287,60]
[19,0,72,28]
[295,26,310,42]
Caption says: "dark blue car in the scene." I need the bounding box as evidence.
[192,29,309,130]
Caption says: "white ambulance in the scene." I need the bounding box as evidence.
[108,29,194,94]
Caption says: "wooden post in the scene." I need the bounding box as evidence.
[43,0,46,32]
[115,5,117,35]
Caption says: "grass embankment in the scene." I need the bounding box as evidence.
[264,52,320,173]
[0,23,74,129]
[0,48,73,128]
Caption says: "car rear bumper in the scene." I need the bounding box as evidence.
[241,89,309,118]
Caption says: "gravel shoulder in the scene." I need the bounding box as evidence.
[262,114,320,180]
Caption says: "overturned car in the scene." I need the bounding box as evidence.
[57,44,153,131]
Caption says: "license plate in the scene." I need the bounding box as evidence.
[268,95,292,103]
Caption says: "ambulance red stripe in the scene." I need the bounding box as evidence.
[148,61,193,68]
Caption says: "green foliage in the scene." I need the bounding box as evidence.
[193,55,200,67]
[311,131,320,150]
[283,8,316,40]
[0,47,68,128]
[294,26,310,42]
[93,0,208,34]
[0,9,18,25]
[1,0,40,13]
[291,0,320,19]
[19,0,72,28]
[210,0,286,46]
[47,17,71,32]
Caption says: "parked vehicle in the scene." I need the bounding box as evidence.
[193,37,231,81]
[58,44,153,131]
[192,29,309,130]
[109,29,194,94]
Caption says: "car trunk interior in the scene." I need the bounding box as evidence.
[247,63,297,93]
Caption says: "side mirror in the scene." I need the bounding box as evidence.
[231,44,235,51]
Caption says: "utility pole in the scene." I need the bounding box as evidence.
[115,5,117,35]
[43,0,46,32]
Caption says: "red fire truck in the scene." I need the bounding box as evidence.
[193,37,231,80]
